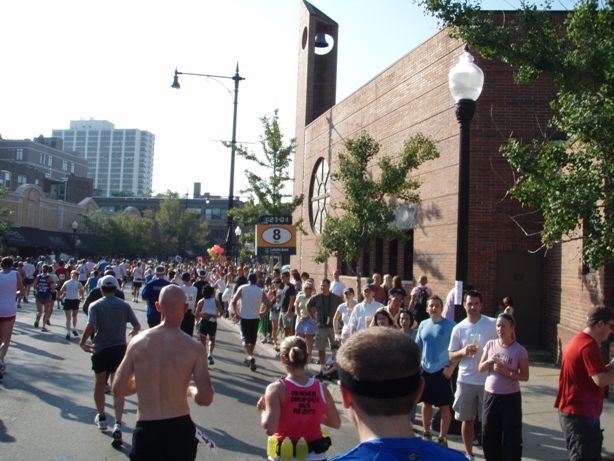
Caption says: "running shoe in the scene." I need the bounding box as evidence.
[208,355,214,366]
[95,414,107,431]
[34,315,40,328]
[249,357,257,372]
[437,437,448,448]
[465,455,475,461]
[422,430,432,441]
[41,327,48,332]
[72,330,79,337]
[111,423,122,448]
[66,333,71,340]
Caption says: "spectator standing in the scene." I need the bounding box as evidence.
[348,284,384,334]
[415,296,457,447]
[280,271,297,338]
[409,275,433,324]
[330,270,346,298]
[371,273,387,305]
[478,313,529,461]
[555,305,614,461]
[448,290,498,461]
[307,279,343,367]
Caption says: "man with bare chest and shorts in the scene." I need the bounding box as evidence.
[113,285,214,461]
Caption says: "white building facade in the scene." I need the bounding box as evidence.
[52,119,155,197]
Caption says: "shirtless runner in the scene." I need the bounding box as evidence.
[113,284,214,461]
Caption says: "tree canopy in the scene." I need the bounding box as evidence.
[419,0,614,268]
[226,109,303,262]
[314,132,439,286]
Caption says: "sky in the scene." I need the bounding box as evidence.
[0,0,551,200]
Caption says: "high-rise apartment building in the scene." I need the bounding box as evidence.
[52,119,155,197]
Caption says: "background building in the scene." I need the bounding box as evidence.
[0,137,93,203]
[52,119,155,197]
[292,2,599,369]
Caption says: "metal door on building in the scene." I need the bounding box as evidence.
[496,252,542,346]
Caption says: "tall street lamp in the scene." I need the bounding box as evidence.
[449,50,484,321]
[234,225,242,264]
[171,65,245,257]
[72,220,79,260]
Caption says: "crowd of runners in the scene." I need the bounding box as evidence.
[1,254,613,461]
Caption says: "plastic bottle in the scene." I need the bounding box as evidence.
[295,437,308,461]
[267,435,278,459]
[280,437,293,461]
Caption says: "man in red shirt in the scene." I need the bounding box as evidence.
[55,260,70,308]
[555,305,614,461]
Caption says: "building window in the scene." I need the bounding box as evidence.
[71,163,75,173]
[62,160,69,171]
[205,209,212,220]
[40,153,47,165]
[403,230,414,281]
[34,179,40,185]
[48,155,53,167]
[388,239,398,277]
[309,158,330,235]
[15,149,24,160]
[0,170,12,188]
[375,239,384,274]
[17,174,27,185]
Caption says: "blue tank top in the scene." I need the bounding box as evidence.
[37,275,52,295]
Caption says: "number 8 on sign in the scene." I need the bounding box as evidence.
[262,227,292,245]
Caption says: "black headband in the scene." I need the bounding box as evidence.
[338,366,421,399]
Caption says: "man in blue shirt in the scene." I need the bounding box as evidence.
[141,266,170,328]
[415,295,457,447]
[331,328,466,461]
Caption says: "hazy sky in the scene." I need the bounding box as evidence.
[1,0,544,199]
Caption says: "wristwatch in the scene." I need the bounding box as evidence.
[509,371,513,377]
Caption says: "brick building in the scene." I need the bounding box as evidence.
[291,1,609,366]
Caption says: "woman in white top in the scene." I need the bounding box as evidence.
[59,270,84,340]
[333,287,357,344]
[131,262,144,303]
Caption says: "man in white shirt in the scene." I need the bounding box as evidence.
[231,273,271,371]
[330,270,346,298]
[348,284,384,334]
[448,290,497,461]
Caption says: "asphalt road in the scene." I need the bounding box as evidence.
[0,289,360,461]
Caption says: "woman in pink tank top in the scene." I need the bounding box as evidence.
[257,336,341,460]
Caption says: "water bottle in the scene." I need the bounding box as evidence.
[280,437,293,461]
[295,437,308,461]
[267,435,278,459]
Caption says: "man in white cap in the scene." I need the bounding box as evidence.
[80,275,141,448]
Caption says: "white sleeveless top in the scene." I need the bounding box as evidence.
[0,271,18,317]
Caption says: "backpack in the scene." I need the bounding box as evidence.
[412,287,430,323]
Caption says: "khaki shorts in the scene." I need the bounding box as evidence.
[281,313,296,329]
[453,382,485,422]
[315,327,338,352]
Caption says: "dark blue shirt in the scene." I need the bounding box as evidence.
[141,278,171,320]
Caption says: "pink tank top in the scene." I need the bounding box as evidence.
[275,377,327,443]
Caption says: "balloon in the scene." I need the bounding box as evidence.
[213,244,224,254]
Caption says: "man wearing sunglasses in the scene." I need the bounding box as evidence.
[555,305,614,461]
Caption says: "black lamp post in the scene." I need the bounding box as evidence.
[72,220,79,260]
[234,225,242,264]
[171,65,245,257]
[448,51,484,321]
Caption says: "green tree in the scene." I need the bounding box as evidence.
[314,132,439,291]
[153,198,209,259]
[226,109,304,262]
[419,0,614,269]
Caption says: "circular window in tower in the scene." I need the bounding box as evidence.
[309,158,330,235]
